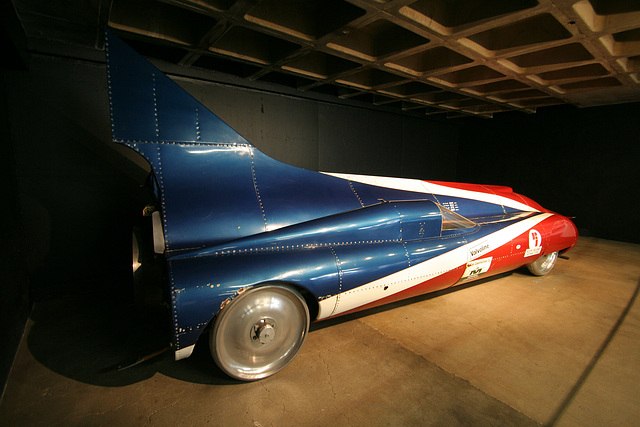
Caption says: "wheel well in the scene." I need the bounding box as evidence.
[290,284,320,321]
[255,282,319,321]
[203,282,320,335]
[246,282,320,321]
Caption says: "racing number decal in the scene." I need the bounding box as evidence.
[524,229,542,257]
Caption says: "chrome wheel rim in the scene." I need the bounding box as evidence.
[211,285,309,381]
[538,251,558,273]
[528,251,558,275]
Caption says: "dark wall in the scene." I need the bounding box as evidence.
[457,102,640,244]
[317,104,458,181]
[4,55,149,300]
[176,79,459,180]
[1,13,32,398]
[0,69,31,402]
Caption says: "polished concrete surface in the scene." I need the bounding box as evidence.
[1,237,639,426]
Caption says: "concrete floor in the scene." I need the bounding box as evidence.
[1,236,639,426]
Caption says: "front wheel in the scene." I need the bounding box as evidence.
[527,251,558,276]
[210,285,310,381]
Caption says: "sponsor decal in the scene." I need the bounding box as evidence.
[461,257,492,281]
[524,229,542,257]
[469,240,490,259]
[441,201,459,212]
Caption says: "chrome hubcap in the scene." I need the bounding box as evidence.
[252,318,276,345]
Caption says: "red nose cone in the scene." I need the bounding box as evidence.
[553,216,579,254]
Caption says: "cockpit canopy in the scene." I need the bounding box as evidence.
[396,200,476,242]
[439,204,477,230]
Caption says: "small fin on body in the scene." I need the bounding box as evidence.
[104,29,250,146]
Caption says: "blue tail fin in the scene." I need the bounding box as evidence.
[105,30,364,252]
[105,29,250,148]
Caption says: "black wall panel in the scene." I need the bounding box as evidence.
[458,103,640,244]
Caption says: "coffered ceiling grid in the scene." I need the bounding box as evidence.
[12,0,640,118]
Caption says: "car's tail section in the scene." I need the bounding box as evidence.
[105,29,534,254]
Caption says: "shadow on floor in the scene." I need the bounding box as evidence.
[26,270,520,388]
[26,286,238,387]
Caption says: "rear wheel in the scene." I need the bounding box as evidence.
[210,285,310,381]
[527,251,558,276]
